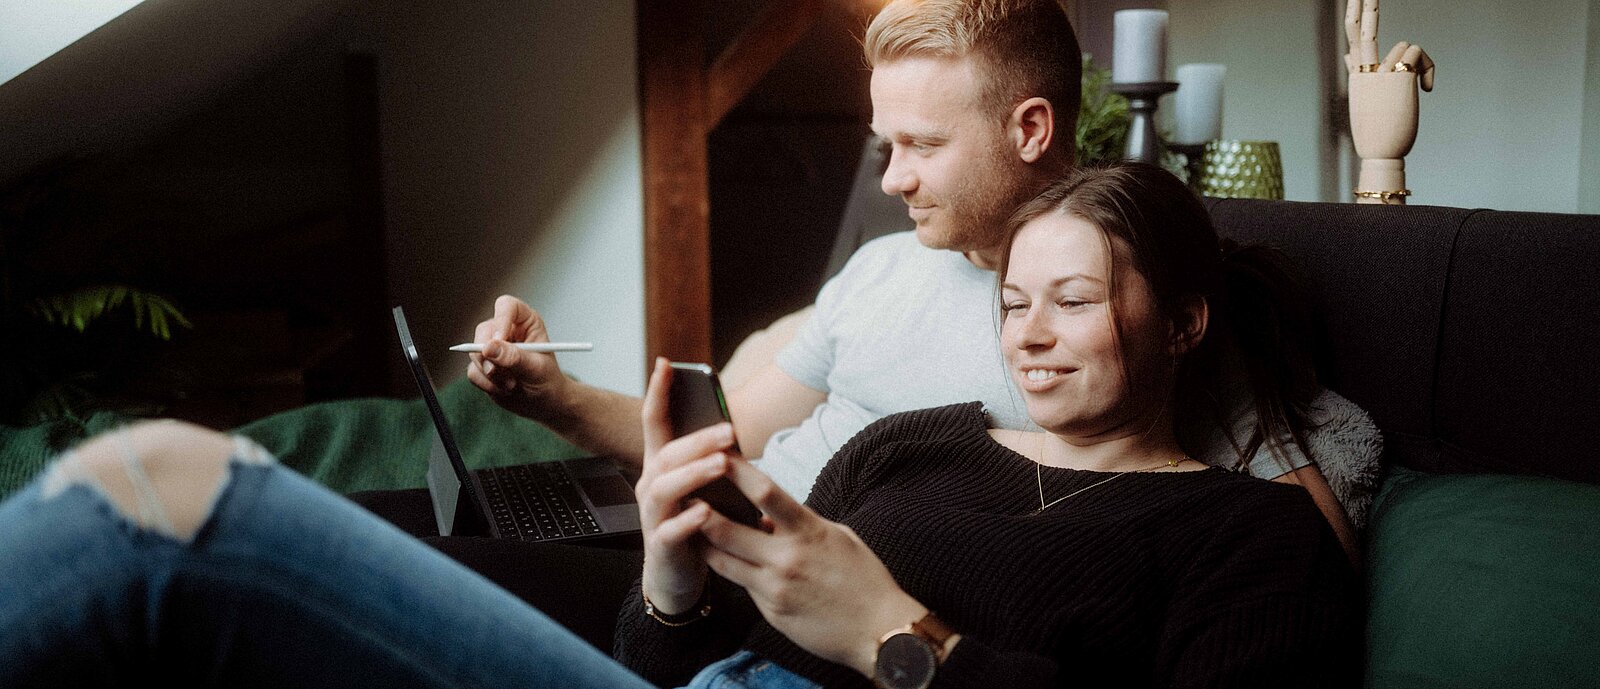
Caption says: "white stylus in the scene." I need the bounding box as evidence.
[448,342,593,353]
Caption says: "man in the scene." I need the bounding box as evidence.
[428,1,1356,646]
[468,0,1357,557]
[470,0,1080,499]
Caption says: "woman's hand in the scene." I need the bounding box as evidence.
[697,457,933,678]
[636,358,740,614]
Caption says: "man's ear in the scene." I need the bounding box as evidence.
[1008,96,1055,164]
[1169,296,1210,356]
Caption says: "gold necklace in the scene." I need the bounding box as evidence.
[1032,456,1191,515]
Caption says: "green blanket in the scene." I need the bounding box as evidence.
[0,379,585,499]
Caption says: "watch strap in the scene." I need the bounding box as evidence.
[909,612,957,662]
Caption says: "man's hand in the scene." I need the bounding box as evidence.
[465,295,573,420]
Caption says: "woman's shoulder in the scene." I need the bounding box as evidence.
[826,403,992,473]
[1177,469,1336,544]
[858,402,991,444]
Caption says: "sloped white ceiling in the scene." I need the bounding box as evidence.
[0,0,145,87]
[0,0,343,185]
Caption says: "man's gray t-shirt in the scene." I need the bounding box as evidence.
[758,232,1031,499]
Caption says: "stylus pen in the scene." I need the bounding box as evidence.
[448,342,594,353]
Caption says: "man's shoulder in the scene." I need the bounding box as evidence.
[849,230,941,265]
[833,231,961,284]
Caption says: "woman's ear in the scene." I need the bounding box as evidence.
[1008,97,1055,163]
[1169,296,1210,356]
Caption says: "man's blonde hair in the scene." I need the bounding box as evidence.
[864,0,1081,133]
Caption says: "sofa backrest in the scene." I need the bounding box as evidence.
[1206,199,1600,485]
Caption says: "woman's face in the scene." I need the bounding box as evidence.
[1000,212,1173,439]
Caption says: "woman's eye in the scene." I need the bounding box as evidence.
[1002,302,1028,314]
[1057,299,1088,309]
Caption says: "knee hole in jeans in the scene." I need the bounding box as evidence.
[42,421,243,542]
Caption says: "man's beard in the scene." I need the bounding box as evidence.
[917,148,1036,253]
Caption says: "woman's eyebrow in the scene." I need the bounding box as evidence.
[1002,274,1103,292]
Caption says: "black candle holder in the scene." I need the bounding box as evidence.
[1110,81,1179,165]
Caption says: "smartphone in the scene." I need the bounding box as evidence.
[666,362,763,529]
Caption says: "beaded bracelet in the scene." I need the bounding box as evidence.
[1353,188,1411,202]
[643,592,712,627]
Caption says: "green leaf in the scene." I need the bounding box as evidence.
[1076,55,1132,167]
[26,285,191,340]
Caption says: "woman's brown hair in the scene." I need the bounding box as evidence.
[997,161,1322,472]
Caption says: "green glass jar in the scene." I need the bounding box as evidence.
[1198,140,1284,200]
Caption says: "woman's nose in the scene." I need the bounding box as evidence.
[1008,308,1055,349]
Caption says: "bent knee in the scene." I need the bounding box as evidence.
[45,421,244,541]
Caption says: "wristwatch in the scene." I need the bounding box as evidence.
[873,612,956,689]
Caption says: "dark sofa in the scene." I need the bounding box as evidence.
[1205,198,1600,687]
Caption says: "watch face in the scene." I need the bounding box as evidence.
[875,632,936,689]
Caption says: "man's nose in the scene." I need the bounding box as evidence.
[880,150,916,196]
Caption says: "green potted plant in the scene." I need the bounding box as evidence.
[0,165,191,427]
[1076,56,1132,166]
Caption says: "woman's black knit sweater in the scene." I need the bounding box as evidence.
[616,402,1360,688]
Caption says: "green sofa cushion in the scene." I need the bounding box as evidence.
[1365,466,1600,688]
[0,378,585,498]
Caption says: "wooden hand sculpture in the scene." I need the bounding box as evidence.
[1345,0,1435,204]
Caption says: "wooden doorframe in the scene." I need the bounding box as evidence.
[636,0,822,369]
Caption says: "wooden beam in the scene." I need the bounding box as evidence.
[638,0,712,366]
[706,0,823,127]
[638,0,825,369]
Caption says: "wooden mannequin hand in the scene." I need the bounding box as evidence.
[1344,0,1436,203]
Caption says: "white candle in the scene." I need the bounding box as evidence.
[1112,10,1168,83]
[1173,63,1226,144]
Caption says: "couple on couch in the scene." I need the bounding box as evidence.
[0,1,1371,687]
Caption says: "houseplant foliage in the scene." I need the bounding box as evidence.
[1077,55,1131,166]
[0,164,191,426]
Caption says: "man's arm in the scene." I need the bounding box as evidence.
[469,296,823,475]
[483,361,823,477]
[723,363,828,458]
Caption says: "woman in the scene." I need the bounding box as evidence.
[617,162,1357,687]
[0,163,1356,688]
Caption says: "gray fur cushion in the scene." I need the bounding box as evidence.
[1197,387,1384,531]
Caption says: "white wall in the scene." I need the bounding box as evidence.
[1581,0,1600,214]
[368,1,645,395]
[1370,0,1589,211]
[1166,0,1325,203]
[1167,0,1596,212]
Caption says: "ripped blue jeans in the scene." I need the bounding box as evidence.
[0,433,817,689]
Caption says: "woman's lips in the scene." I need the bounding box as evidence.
[1017,367,1074,392]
